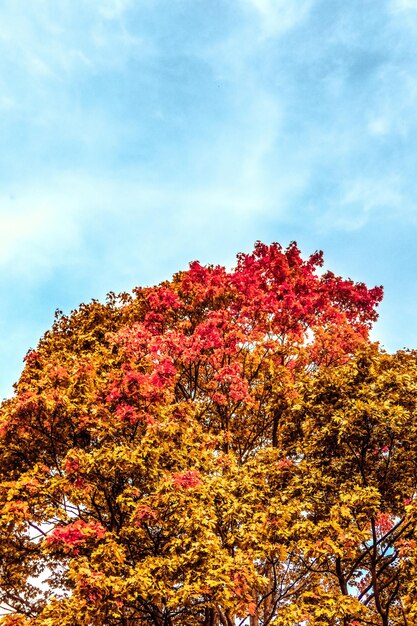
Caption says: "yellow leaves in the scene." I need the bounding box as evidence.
[338,504,351,519]
[90,538,127,574]
[303,590,371,625]
[1,499,30,528]
[0,615,29,626]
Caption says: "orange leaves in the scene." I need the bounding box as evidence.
[231,570,257,616]
[133,503,158,524]
[1,499,30,522]
[63,456,81,474]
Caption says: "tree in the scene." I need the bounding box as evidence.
[7,240,417,625]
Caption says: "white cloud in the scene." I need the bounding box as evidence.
[242,0,313,38]
[0,95,14,109]
[325,177,406,231]
[99,0,133,20]
[0,149,305,289]
[0,189,83,278]
[368,116,390,136]
[0,0,148,87]
[391,0,417,11]
[24,54,54,78]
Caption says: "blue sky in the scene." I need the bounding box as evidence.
[1,0,417,397]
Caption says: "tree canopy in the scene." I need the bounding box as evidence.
[1,241,417,625]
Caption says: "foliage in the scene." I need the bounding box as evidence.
[2,241,416,625]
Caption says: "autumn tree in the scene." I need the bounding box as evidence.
[4,241,416,625]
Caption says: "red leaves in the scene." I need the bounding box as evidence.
[210,363,251,405]
[322,271,383,326]
[275,458,293,470]
[371,445,390,456]
[64,457,81,474]
[375,512,395,536]
[23,350,38,364]
[179,261,229,303]
[115,403,140,424]
[97,241,383,458]
[145,286,181,312]
[172,470,202,489]
[232,242,382,344]
[46,520,106,549]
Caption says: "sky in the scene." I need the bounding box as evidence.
[1,0,417,397]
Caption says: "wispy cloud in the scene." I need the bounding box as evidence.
[0,0,147,87]
[390,0,417,12]
[99,0,133,20]
[241,0,314,38]
[321,176,406,231]
[0,163,296,289]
